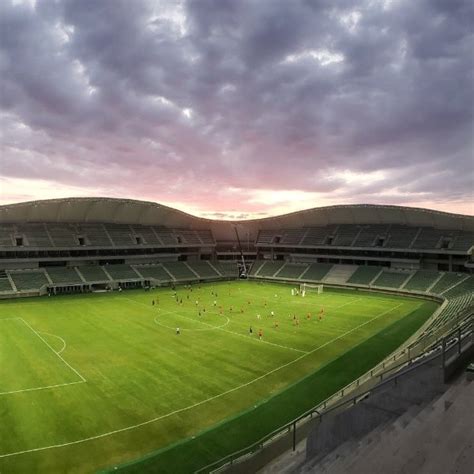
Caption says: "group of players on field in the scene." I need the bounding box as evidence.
[151,285,325,339]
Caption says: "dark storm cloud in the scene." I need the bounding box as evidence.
[0,0,472,213]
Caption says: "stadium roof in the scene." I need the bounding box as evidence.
[0,198,472,233]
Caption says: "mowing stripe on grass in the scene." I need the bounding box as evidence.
[0,302,401,459]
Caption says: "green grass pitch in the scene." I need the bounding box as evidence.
[0,281,437,473]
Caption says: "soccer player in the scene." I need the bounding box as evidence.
[176,327,180,335]
[274,321,279,328]
[249,326,253,335]
[270,310,274,317]
[258,329,263,340]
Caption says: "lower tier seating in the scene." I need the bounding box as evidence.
[347,266,383,285]
[133,265,172,281]
[46,267,83,285]
[430,273,468,294]
[256,261,285,277]
[103,264,140,280]
[276,263,308,279]
[163,262,197,280]
[372,271,408,288]
[302,263,333,281]
[0,277,13,292]
[10,271,49,290]
[186,261,220,279]
[403,270,441,292]
[77,266,111,282]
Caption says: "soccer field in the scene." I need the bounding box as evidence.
[0,281,437,473]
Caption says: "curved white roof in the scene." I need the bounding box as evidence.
[0,198,472,240]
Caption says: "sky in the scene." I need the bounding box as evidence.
[0,0,473,220]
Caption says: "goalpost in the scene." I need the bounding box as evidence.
[298,282,323,297]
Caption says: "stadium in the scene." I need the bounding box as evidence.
[0,197,472,473]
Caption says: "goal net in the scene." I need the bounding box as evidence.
[299,283,323,297]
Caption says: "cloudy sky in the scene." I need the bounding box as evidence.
[0,0,472,219]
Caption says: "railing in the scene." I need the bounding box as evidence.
[196,311,473,473]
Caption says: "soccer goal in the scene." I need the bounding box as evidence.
[299,283,323,297]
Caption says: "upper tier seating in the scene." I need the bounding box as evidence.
[131,225,161,245]
[280,229,306,245]
[301,226,338,246]
[153,228,177,245]
[403,270,441,292]
[46,267,83,284]
[46,224,77,247]
[384,225,419,248]
[452,231,474,251]
[163,262,197,280]
[177,230,201,245]
[103,264,140,280]
[302,263,333,281]
[77,266,111,282]
[0,225,15,246]
[333,225,360,246]
[76,224,112,246]
[353,225,390,247]
[373,271,408,288]
[105,224,134,246]
[133,265,172,281]
[256,261,285,277]
[276,263,309,279]
[256,230,277,245]
[411,228,457,250]
[10,271,49,290]
[347,266,383,285]
[197,230,215,244]
[17,224,53,247]
[430,273,468,294]
[187,261,220,278]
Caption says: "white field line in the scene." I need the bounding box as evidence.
[0,317,22,321]
[19,319,86,383]
[0,381,85,397]
[236,288,380,309]
[0,302,403,459]
[155,307,308,355]
[125,296,306,354]
[38,331,67,354]
[153,315,231,332]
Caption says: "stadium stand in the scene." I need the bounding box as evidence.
[47,224,78,247]
[130,225,160,245]
[301,226,337,246]
[105,224,134,246]
[153,227,177,245]
[347,266,384,285]
[412,228,455,250]
[46,267,83,285]
[163,262,197,280]
[385,225,419,248]
[133,265,172,282]
[256,261,285,277]
[0,224,14,246]
[443,275,474,298]
[9,270,49,290]
[403,270,441,292]
[256,230,277,245]
[276,263,309,279]
[280,229,306,245]
[333,225,360,246]
[430,273,469,295]
[213,262,239,278]
[187,261,220,279]
[353,225,389,247]
[16,224,53,247]
[177,230,201,245]
[373,270,409,288]
[197,230,215,244]
[103,264,140,280]
[0,271,13,292]
[301,263,333,281]
[77,266,111,282]
[76,224,112,246]
[324,265,358,284]
[452,231,474,251]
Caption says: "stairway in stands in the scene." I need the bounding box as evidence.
[323,265,358,284]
